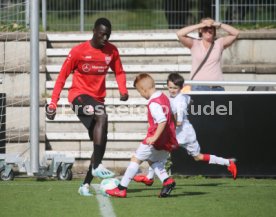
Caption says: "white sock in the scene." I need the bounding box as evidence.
[120,161,140,188]
[209,155,230,166]
[151,161,169,182]
[146,166,155,180]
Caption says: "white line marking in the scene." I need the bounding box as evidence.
[92,184,116,217]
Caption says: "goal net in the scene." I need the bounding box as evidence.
[0,1,31,168]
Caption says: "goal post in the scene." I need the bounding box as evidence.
[30,0,40,173]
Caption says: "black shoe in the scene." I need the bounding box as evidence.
[159,178,176,198]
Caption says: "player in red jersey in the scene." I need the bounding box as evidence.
[105,73,178,198]
[46,18,128,196]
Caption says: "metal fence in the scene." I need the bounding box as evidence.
[0,0,29,30]
[0,0,276,31]
[218,0,276,24]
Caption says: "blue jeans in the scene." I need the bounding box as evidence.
[191,85,225,91]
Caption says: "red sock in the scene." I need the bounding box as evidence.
[202,154,210,162]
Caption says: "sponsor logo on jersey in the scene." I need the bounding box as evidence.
[82,63,90,73]
[105,56,111,65]
[84,56,92,59]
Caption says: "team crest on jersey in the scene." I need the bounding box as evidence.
[82,63,90,73]
[105,56,111,65]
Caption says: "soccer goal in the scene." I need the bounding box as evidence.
[0,0,44,179]
[0,1,32,178]
[0,1,76,181]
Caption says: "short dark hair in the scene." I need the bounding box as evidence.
[167,73,184,88]
[94,17,112,30]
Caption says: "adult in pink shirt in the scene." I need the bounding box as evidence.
[177,18,239,91]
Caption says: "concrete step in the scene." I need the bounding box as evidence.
[46,63,276,75]
[45,70,276,94]
[45,64,191,82]
[46,114,147,133]
[46,121,148,133]
[46,55,191,65]
[49,41,184,49]
[46,80,167,98]
[3,132,45,143]
[47,71,187,81]
[46,32,189,53]
[5,107,46,131]
[46,80,165,90]
[47,140,139,151]
[46,47,191,65]
[45,64,276,83]
[48,79,263,95]
[45,63,191,81]
[45,102,147,116]
[46,132,145,141]
[46,97,148,106]
[47,32,183,42]
[46,47,191,57]
[47,140,139,153]
[46,64,191,73]
[48,114,147,122]
[46,88,153,98]
[45,150,132,160]
[0,72,46,98]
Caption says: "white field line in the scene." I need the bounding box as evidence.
[92,184,117,217]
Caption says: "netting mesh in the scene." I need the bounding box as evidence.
[0,0,30,159]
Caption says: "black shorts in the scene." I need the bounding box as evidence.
[71,94,106,130]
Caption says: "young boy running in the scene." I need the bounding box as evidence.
[134,73,237,186]
[105,73,179,198]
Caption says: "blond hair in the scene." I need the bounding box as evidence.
[133,73,155,88]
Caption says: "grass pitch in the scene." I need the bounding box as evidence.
[0,177,276,217]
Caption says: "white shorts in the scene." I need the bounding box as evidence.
[176,122,197,145]
[176,122,201,156]
[180,140,201,157]
[134,143,169,163]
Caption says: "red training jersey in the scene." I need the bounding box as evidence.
[143,93,179,152]
[50,40,128,106]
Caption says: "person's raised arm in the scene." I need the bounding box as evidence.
[176,22,206,49]
[213,21,240,48]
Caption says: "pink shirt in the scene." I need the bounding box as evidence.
[190,38,224,81]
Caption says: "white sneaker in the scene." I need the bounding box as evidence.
[78,184,92,196]
[92,164,115,179]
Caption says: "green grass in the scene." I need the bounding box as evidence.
[0,177,276,217]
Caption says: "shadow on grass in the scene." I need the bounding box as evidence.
[176,182,246,188]
[176,183,225,187]
[171,191,207,197]
[128,187,160,193]
[127,191,207,198]
[128,183,225,194]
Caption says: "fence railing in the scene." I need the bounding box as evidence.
[1,0,276,31]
